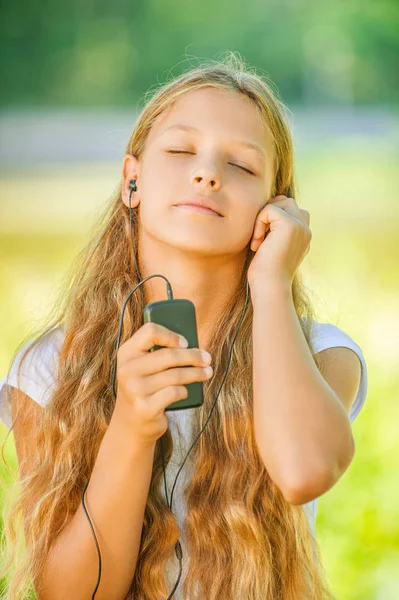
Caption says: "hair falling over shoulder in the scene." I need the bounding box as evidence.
[0,51,335,599]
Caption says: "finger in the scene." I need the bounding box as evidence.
[250,204,284,248]
[267,194,288,204]
[127,346,209,378]
[118,322,188,364]
[269,197,310,227]
[252,217,270,239]
[251,203,287,237]
[250,223,270,251]
[148,385,189,416]
[136,364,213,397]
[270,197,302,218]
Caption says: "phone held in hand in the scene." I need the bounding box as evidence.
[143,299,204,411]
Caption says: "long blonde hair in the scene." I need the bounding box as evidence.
[1,52,335,599]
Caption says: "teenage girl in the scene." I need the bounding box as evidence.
[0,54,367,600]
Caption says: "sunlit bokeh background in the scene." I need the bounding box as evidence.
[1,2,398,598]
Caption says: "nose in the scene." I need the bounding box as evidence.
[191,166,221,191]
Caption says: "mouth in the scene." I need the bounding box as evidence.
[173,196,224,217]
[174,204,223,217]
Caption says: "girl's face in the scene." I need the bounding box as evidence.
[124,87,275,256]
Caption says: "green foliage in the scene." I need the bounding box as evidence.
[1,0,398,108]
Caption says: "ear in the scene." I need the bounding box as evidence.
[122,153,141,209]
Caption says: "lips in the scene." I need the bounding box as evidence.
[174,196,224,217]
[176,205,221,216]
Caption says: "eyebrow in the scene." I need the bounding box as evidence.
[161,124,266,162]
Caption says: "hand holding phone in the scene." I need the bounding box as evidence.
[112,317,212,447]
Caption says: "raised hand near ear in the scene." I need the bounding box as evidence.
[247,195,312,288]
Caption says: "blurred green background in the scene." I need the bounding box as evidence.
[1,1,398,598]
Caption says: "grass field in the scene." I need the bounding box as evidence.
[1,143,398,598]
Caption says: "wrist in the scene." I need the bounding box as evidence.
[249,275,293,304]
[110,401,157,453]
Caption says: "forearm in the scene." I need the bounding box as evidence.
[40,406,156,600]
[250,278,354,502]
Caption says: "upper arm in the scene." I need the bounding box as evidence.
[315,346,362,418]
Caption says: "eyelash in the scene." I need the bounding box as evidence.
[166,150,255,175]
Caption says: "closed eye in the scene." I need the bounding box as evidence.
[167,150,193,155]
[231,163,255,175]
[166,150,255,176]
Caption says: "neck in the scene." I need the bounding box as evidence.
[137,235,247,352]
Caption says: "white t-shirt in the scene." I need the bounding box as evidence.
[0,319,368,594]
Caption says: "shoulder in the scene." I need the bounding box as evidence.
[0,325,65,429]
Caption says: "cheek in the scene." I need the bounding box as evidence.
[233,192,261,229]
[147,150,181,175]
[144,155,182,196]
[223,208,259,251]
[140,159,175,201]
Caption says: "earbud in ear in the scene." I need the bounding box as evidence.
[129,179,138,192]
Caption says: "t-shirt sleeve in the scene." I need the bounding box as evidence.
[0,327,64,430]
[308,320,368,424]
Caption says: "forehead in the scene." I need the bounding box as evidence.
[148,87,274,157]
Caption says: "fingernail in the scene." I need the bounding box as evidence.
[201,350,211,363]
[179,336,189,348]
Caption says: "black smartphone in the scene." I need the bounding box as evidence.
[143,298,204,411]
